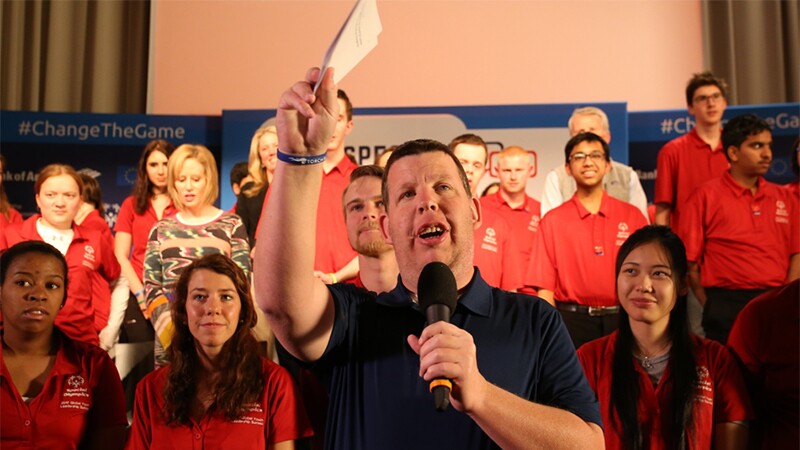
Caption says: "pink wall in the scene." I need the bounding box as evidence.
[150,1,704,115]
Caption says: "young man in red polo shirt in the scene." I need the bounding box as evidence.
[654,72,730,230]
[526,132,648,348]
[480,145,541,292]
[342,164,398,293]
[450,134,523,291]
[681,114,800,344]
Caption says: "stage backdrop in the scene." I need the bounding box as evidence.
[0,111,221,228]
[629,103,800,202]
[221,103,628,210]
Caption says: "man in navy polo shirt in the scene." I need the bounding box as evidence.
[255,68,604,450]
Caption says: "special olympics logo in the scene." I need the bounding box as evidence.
[67,375,85,388]
[84,245,95,254]
[618,222,629,232]
[486,227,496,237]
[777,200,786,210]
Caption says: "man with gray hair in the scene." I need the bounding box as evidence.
[540,106,648,219]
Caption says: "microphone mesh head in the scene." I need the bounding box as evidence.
[417,261,458,312]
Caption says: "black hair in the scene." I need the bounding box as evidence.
[610,225,697,450]
[564,132,610,164]
[721,114,771,162]
[229,161,250,187]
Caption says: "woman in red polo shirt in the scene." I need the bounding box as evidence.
[577,225,752,450]
[0,164,121,346]
[0,241,127,450]
[127,254,312,449]
[114,140,176,315]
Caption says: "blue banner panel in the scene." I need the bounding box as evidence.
[629,103,800,203]
[1,111,221,228]
[221,103,628,210]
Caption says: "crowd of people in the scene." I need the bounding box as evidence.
[0,68,797,449]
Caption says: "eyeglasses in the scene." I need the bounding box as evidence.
[569,151,605,163]
[693,92,723,104]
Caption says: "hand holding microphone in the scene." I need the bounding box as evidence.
[416,261,458,412]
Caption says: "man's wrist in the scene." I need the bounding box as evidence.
[277,149,326,165]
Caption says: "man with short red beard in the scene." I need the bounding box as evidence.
[341,164,398,293]
[526,132,648,349]
[254,68,603,450]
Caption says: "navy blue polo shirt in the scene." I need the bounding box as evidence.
[316,270,602,449]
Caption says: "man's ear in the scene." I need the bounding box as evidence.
[565,163,573,178]
[379,212,392,244]
[471,196,482,231]
[726,145,739,163]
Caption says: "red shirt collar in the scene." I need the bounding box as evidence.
[569,191,610,219]
[721,171,768,199]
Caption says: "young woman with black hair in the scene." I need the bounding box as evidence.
[578,225,752,450]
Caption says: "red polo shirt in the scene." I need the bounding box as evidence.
[728,280,800,450]
[654,128,728,232]
[0,207,23,228]
[0,330,127,449]
[578,332,753,450]
[1,215,121,345]
[114,195,177,283]
[681,172,799,290]
[259,156,357,274]
[78,209,115,332]
[473,212,523,291]
[525,193,648,306]
[126,358,313,450]
[480,191,541,269]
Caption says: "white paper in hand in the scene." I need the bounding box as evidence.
[313,0,382,94]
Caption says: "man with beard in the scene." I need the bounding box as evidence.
[342,165,399,292]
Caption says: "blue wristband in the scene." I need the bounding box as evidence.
[277,149,326,165]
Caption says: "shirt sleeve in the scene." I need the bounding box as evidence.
[540,169,563,218]
[264,361,314,444]
[125,375,155,450]
[143,221,170,332]
[114,197,135,234]
[87,347,127,430]
[708,342,754,423]
[524,216,557,291]
[654,141,677,207]
[678,189,706,263]
[627,170,650,222]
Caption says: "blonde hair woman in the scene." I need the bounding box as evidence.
[143,144,250,368]
[236,124,277,247]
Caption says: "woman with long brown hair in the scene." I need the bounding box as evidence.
[127,254,311,449]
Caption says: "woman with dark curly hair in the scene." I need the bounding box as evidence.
[127,254,312,449]
[577,225,753,450]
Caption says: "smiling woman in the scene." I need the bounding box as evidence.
[577,225,754,450]
[127,254,312,450]
[0,241,126,450]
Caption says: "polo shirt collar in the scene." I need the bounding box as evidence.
[326,152,357,175]
[381,269,493,318]
[570,191,610,219]
[721,171,767,199]
[687,127,724,152]
[490,191,534,212]
[22,214,89,242]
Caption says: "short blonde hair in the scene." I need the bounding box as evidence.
[244,124,277,197]
[168,144,219,210]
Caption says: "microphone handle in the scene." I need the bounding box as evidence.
[425,304,453,411]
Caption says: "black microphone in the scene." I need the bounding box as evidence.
[417,261,458,412]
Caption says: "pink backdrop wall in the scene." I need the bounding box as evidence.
[150,1,704,115]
